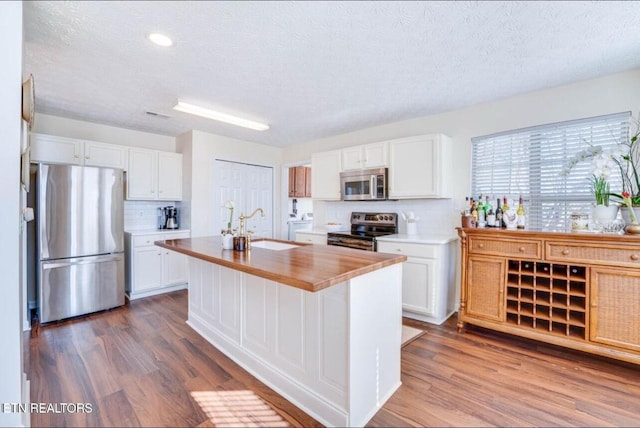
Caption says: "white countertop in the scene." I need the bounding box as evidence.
[125,229,191,236]
[376,233,458,245]
[295,228,329,236]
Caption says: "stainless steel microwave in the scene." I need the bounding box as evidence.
[340,167,387,201]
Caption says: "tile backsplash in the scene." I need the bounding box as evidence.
[319,199,456,235]
[124,200,179,231]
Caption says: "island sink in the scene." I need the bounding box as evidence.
[250,239,300,251]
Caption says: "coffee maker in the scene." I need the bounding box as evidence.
[160,206,179,229]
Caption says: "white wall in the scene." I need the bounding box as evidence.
[33,113,176,151]
[0,2,26,426]
[284,68,640,208]
[177,130,282,237]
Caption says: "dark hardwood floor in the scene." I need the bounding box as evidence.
[26,290,640,427]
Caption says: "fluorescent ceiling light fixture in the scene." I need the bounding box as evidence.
[173,101,270,131]
[148,33,173,47]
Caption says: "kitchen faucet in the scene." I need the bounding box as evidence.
[238,208,265,249]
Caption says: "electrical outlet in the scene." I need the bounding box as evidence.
[138,211,144,218]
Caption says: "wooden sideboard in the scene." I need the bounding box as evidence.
[457,227,640,365]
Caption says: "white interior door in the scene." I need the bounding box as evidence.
[245,165,273,238]
[214,160,273,238]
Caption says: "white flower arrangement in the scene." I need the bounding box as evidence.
[223,200,235,231]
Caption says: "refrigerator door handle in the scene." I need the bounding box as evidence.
[41,254,124,270]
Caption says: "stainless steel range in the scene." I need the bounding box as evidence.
[327,212,398,251]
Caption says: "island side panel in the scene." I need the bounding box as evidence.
[348,263,403,427]
[186,257,350,427]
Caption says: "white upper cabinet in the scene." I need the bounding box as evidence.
[388,134,452,199]
[341,141,388,171]
[157,152,183,200]
[127,148,182,201]
[84,140,128,170]
[311,149,342,200]
[127,148,157,200]
[31,133,127,170]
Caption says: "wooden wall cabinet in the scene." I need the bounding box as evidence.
[458,228,640,365]
[288,166,311,198]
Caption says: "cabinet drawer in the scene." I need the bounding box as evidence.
[547,241,640,268]
[468,236,541,259]
[377,241,437,258]
[133,232,189,247]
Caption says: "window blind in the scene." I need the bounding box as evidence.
[471,112,631,231]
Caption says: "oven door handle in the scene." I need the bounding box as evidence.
[370,175,376,199]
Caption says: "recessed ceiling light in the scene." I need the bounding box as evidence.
[148,33,173,47]
[173,101,270,131]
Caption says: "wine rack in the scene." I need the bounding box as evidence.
[505,260,587,340]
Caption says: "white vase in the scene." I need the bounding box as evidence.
[222,233,234,250]
[620,206,640,225]
[591,204,619,223]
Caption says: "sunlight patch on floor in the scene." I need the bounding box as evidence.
[191,390,290,427]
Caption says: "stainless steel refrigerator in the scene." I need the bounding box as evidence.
[37,163,125,323]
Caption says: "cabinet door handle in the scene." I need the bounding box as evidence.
[85,156,90,160]
[631,254,639,261]
[478,243,484,248]
[146,240,151,244]
[518,246,525,252]
[396,248,402,252]
[561,249,570,255]
[74,154,79,158]
[166,251,169,255]
[150,190,155,193]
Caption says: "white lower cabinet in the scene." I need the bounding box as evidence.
[295,230,327,245]
[377,238,457,325]
[125,230,190,300]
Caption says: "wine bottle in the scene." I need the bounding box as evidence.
[495,198,504,228]
[517,195,526,229]
[502,197,509,228]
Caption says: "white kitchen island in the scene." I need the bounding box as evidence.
[156,237,407,427]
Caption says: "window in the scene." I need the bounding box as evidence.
[471,112,631,230]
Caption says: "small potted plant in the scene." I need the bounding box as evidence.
[589,152,619,223]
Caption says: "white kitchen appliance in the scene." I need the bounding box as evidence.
[340,168,387,201]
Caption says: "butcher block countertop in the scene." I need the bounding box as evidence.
[155,237,407,292]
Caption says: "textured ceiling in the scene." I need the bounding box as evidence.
[23,1,640,147]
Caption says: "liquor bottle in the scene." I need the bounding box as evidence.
[495,198,504,228]
[477,195,484,215]
[484,195,493,217]
[517,195,526,229]
[471,199,478,224]
[464,196,470,215]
